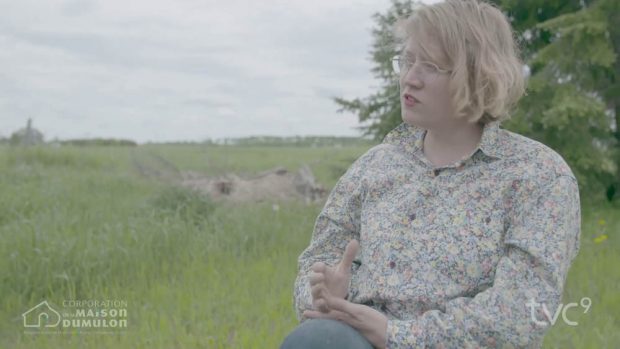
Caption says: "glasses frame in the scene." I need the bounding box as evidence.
[391,55,451,81]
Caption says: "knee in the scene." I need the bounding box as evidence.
[280,318,374,349]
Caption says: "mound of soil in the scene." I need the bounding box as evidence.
[132,151,326,203]
[181,165,326,203]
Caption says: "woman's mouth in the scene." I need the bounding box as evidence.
[403,94,419,107]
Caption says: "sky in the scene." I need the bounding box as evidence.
[0,0,420,143]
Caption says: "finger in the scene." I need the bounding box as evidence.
[311,262,326,273]
[326,296,355,315]
[310,287,329,313]
[310,285,330,313]
[308,271,324,285]
[304,309,349,322]
[313,298,329,313]
[303,309,330,319]
[337,240,359,273]
[310,284,325,299]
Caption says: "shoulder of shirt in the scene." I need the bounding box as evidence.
[349,142,395,167]
[498,128,578,184]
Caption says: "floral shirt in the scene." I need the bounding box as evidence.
[293,121,581,348]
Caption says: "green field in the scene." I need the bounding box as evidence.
[0,144,618,348]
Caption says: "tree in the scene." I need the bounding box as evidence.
[333,0,619,200]
[333,0,414,139]
[498,0,619,200]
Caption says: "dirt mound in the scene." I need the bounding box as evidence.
[181,165,326,204]
[132,151,326,203]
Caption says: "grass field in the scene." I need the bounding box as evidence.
[0,144,618,348]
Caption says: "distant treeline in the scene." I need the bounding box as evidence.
[198,136,377,147]
[0,135,375,147]
[59,138,138,147]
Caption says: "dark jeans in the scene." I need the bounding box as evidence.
[280,318,375,349]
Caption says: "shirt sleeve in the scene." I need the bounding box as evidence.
[385,174,581,348]
[292,150,371,322]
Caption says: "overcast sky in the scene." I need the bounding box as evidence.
[0,0,424,143]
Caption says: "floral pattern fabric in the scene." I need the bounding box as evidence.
[293,121,581,348]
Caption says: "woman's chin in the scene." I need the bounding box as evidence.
[401,112,426,128]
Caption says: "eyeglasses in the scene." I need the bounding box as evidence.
[392,55,451,81]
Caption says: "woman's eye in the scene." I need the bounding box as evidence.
[424,63,435,70]
[421,62,438,73]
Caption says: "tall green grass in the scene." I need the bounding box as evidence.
[0,144,617,348]
[542,204,620,348]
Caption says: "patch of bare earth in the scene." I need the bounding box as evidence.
[181,165,326,204]
[132,151,326,204]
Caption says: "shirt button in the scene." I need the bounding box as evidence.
[485,216,491,224]
[389,261,396,269]
[433,169,441,177]
[409,213,416,221]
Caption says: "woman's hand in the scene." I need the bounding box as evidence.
[309,239,359,312]
[303,296,388,349]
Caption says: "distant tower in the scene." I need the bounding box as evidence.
[10,118,44,146]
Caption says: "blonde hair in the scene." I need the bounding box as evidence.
[394,0,525,124]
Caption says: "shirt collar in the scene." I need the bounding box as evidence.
[382,120,506,160]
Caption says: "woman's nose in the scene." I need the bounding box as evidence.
[402,67,424,88]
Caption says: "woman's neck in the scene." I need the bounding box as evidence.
[422,122,484,167]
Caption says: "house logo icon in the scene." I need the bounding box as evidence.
[22,301,61,328]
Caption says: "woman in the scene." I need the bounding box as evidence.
[280,0,581,348]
